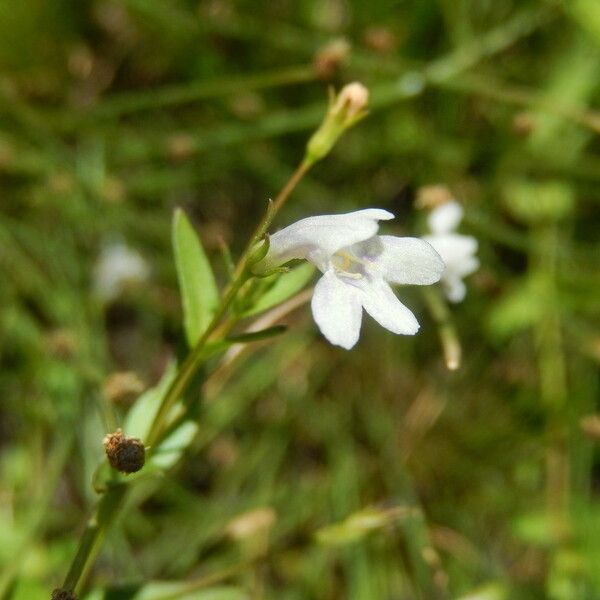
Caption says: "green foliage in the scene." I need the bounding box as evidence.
[0,1,599,599]
[173,209,219,347]
[503,180,575,224]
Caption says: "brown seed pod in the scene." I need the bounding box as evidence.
[103,429,145,474]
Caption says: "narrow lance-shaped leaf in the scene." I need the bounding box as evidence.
[172,209,220,346]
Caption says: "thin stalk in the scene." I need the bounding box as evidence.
[88,66,315,119]
[532,226,569,524]
[438,74,600,135]
[422,287,461,371]
[146,158,310,447]
[62,485,127,594]
[60,158,311,594]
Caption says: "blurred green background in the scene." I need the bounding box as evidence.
[1,0,600,598]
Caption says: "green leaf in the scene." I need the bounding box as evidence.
[151,420,199,469]
[486,276,547,340]
[173,209,219,346]
[10,579,48,600]
[456,583,508,600]
[503,180,574,224]
[315,507,411,546]
[242,263,314,318]
[95,583,249,600]
[124,362,177,441]
[124,363,200,471]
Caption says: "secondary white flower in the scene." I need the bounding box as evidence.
[93,242,150,301]
[423,201,479,303]
[260,209,444,350]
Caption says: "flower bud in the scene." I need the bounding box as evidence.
[332,82,369,121]
[580,415,600,442]
[51,589,77,600]
[103,429,145,474]
[415,184,453,209]
[305,82,369,166]
[313,38,350,79]
[247,235,270,267]
[512,111,536,137]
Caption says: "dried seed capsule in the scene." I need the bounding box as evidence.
[103,429,145,474]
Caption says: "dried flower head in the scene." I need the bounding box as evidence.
[103,429,145,474]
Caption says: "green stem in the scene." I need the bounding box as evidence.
[422,287,461,371]
[62,485,127,594]
[532,225,569,521]
[68,65,316,123]
[146,158,310,447]
[59,158,311,594]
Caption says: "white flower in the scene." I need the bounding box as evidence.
[423,201,479,303]
[93,242,150,301]
[261,209,444,350]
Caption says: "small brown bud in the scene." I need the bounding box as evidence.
[313,39,350,79]
[512,111,536,137]
[103,429,145,474]
[167,133,196,162]
[226,507,277,540]
[415,184,454,209]
[363,26,398,54]
[103,371,145,405]
[580,415,600,442]
[45,329,77,359]
[51,589,77,600]
[100,176,125,204]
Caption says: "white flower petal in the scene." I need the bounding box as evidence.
[93,242,149,301]
[358,277,419,335]
[457,255,480,278]
[352,208,395,221]
[311,270,363,350]
[374,236,444,285]
[423,234,478,276]
[264,209,394,271]
[443,275,467,303]
[428,201,463,234]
